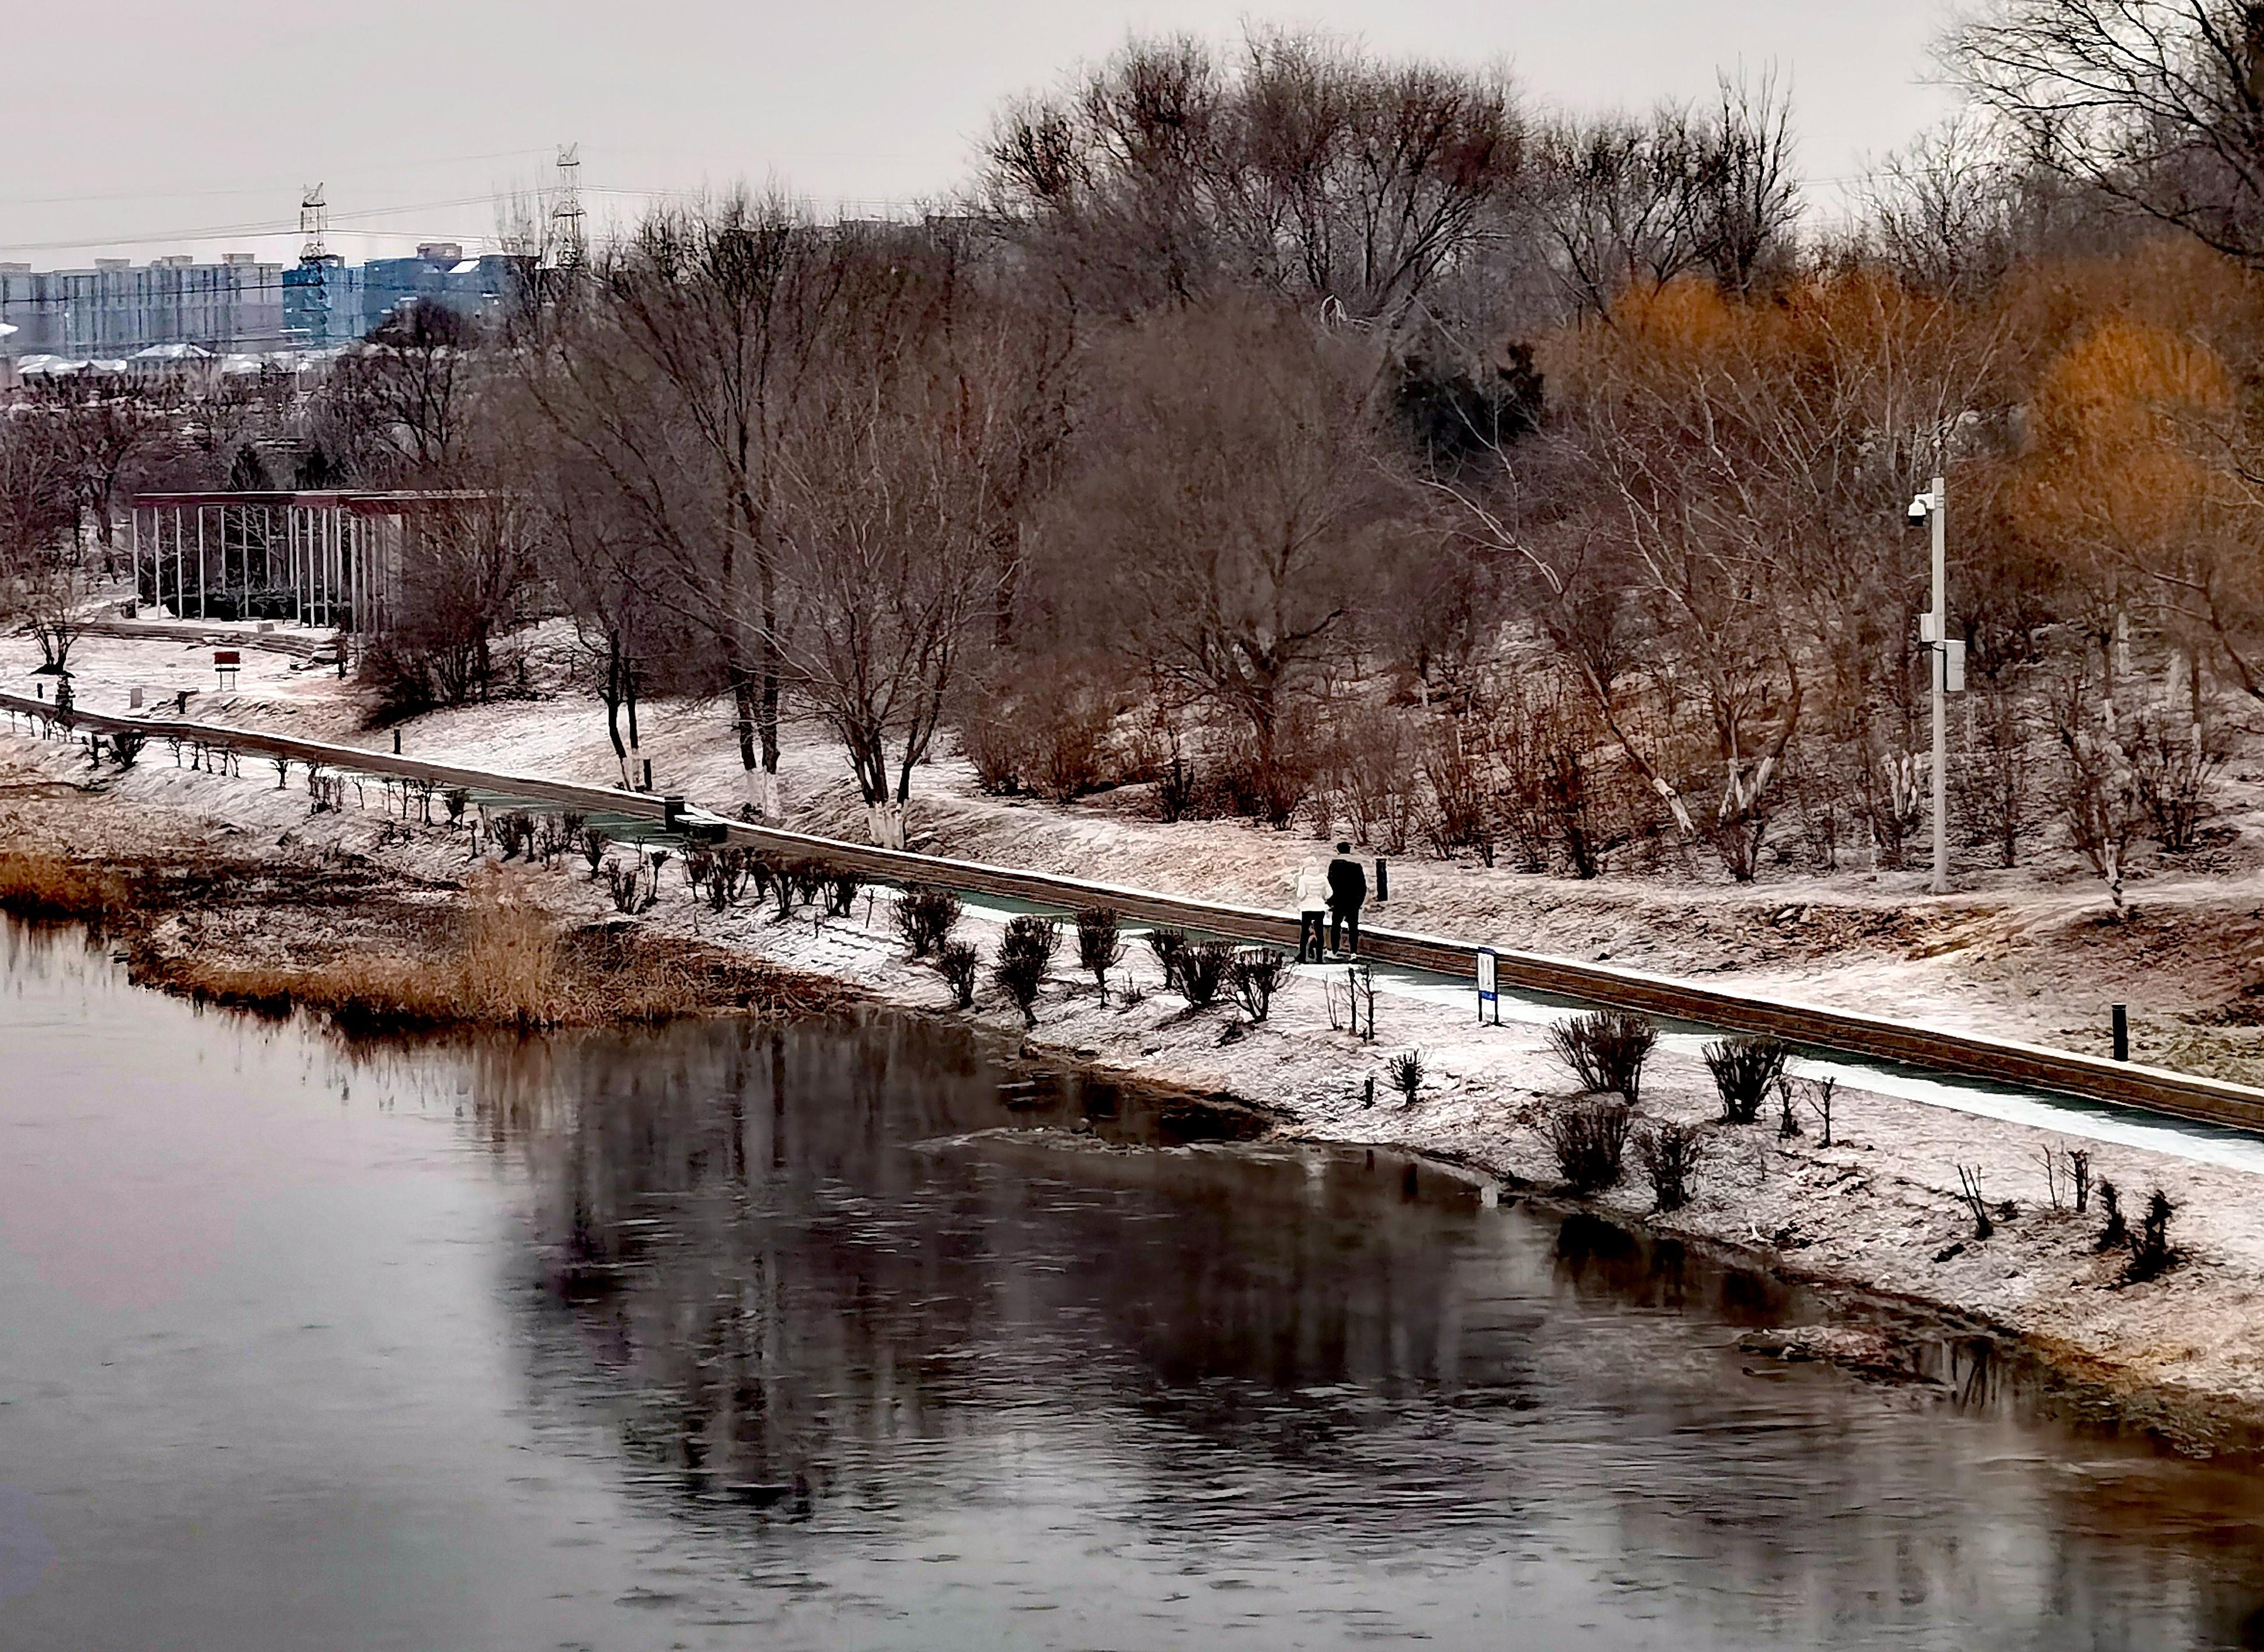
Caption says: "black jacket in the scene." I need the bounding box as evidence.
[1326,856,1367,909]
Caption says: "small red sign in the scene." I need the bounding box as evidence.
[214,650,240,666]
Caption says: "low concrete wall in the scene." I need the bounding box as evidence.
[9,688,2261,1134]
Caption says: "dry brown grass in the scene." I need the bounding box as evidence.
[127,866,855,1033]
[0,850,130,923]
[140,869,560,1032]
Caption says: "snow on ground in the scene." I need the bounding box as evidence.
[11,659,2264,1435]
[21,621,2264,1075]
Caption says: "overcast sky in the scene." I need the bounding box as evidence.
[0,0,1962,268]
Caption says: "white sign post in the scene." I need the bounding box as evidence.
[1476,948,1500,1026]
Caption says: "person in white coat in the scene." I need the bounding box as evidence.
[1293,859,1329,963]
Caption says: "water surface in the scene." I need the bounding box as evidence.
[4,919,2263,1650]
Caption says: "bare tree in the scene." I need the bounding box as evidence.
[1856,116,2033,298]
[2055,677,2148,907]
[339,301,483,477]
[518,193,836,819]
[1440,269,2001,878]
[985,27,1527,325]
[0,414,84,672]
[1052,299,1387,785]
[1534,70,1801,316]
[773,234,1026,846]
[538,464,691,788]
[361,495,539,714]
[1951,0,2264,267]
[48,396,164,565]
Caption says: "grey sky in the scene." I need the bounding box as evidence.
[0,1,1961,267]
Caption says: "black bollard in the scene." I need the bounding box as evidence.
[2112,1004,2130,1063]
[392,729,401,754]
[642,758,653,792]
[1374,858,1389,903]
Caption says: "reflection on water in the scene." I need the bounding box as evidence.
[6,917,2264,1650]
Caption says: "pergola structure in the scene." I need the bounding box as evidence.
[127,491,486,634]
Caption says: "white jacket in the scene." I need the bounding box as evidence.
[1293,863,1328,913]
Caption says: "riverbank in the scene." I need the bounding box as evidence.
[26,626,2264,1081]
[0,807,858,1035]
[10,728,2264,1455]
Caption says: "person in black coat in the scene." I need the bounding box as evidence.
[1325,841,1366,956]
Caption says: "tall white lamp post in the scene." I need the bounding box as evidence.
[1908,477,1964,896]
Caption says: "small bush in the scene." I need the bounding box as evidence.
[959,680,1122,802]
[2095,1180,2128,1252]
[893,884,963,958]
[936,940,980,1008]
[579,826,610,877]
[1775,1077,1804,1140]
[1387,1047,1426,1107]
[1178,940,1233,1008]
[1230,948,1290,1022]
[1217,748,1312,829]
[1807,1075,1838,1147]
[494,811,537,861]
[444,787,468,825]
[1145,926,1189,991]
[1000,913,1061,970]
[992,915,1061,1026]
[109,729,145,769]
[1634,1120,1707,1211]
[769,861,801,919]
[534,815,569,865]
[1076,907,1124,998]
[1547,1010,1657,1103]
[961,710,1023,794]
[1545,1100,1631,1192]
[1956,1165,1994,1239]
[993,948,1047,1025]
[1705,1035,1790,1124]
[603,860,644,914]
[2122,1188,2179,1283]
[824,871,859,917]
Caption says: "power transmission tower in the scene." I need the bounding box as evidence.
[299,184,328,262]
[550,145,585,268]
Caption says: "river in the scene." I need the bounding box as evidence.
[4,917,2263,1650]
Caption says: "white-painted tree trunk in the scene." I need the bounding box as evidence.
[866,801,907,850]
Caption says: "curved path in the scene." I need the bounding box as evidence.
[9,688,2264,1155]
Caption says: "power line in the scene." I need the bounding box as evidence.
[0,197,516,258]
[0,148,555,211]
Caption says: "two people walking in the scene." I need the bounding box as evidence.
[1295,842,1368,963]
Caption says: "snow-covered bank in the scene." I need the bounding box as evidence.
[20,623,2264,1085]
[10,710,2264,1454]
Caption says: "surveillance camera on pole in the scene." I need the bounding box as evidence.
[1905,477,1955,895]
